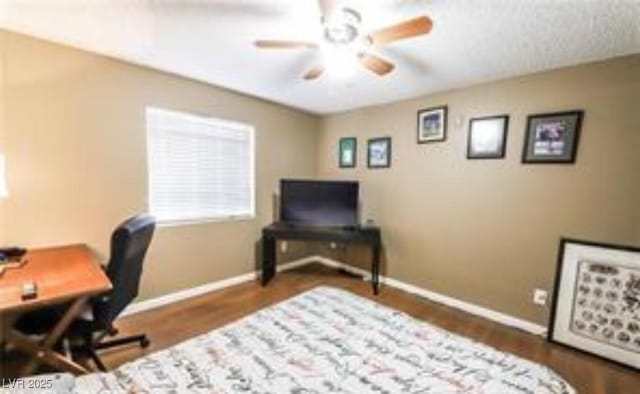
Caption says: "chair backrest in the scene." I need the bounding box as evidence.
[93,214,155,328]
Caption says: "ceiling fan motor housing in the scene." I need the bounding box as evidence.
[324,7,362,45]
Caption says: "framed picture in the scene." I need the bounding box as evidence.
[549,238,640,370]
[367,137,391,168]
[417,105,447,143]
[339,137,357,168]
[467,115,509,159]
[522,110,583,164]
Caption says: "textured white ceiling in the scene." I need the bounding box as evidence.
[1,0,639,115]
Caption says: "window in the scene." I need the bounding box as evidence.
[146,107,255,224]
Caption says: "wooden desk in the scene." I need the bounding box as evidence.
[262,222,382,294]
[0,244,111,376]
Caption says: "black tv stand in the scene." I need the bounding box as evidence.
[261,222,382,294]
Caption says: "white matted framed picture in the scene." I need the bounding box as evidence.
[549,238,640,370]
[367,137,391,168]
[467,115,509,159]
[417,105,447,143]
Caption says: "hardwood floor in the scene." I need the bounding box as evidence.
[4,263,640,392]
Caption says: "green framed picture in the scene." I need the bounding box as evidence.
[339,137,357,168]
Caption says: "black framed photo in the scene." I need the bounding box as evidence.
[367,137,391,168]
[338,137,357,168]
[467,115,509,159]
[522,110,583,164]
[549,238,640,370]
[417,105,447,143]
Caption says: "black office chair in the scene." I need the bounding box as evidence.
[15,214,156,371]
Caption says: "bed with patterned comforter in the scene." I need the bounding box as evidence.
[9,286,574,393]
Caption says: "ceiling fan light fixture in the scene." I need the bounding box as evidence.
[323,44,358,79]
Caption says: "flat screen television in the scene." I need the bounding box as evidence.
[280,179,358,227]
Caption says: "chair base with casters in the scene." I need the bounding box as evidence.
[71,326,150,372]
[14,307,150,372]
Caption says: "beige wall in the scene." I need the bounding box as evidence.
[316,55,640,324]
[1,31,319,300]
[2,30,638,326]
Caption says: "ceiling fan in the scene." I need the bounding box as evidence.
[253,0,433,80]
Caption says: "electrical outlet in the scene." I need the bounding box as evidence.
[330,242,337,250]
[533,289,548,306]
[280,241,288,253]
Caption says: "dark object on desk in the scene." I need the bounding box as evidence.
[261,222,382,294]
[0,246,27,261]
[15,214,156,372]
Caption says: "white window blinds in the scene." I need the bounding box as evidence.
[146,107,255,224]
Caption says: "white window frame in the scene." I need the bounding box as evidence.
[145,107,256,226]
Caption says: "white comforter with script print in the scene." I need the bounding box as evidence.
[18,286,575,393]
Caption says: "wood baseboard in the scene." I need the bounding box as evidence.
[122,255,547,336]
[121,256,317,317]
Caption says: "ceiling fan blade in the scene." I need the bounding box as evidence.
[254,40,317,50]
[367,16,433,46]
[358,53,395,76]
[318,0,337,22]
[303,67,324,80]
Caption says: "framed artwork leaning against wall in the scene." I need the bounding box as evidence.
[549,238,640,370]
